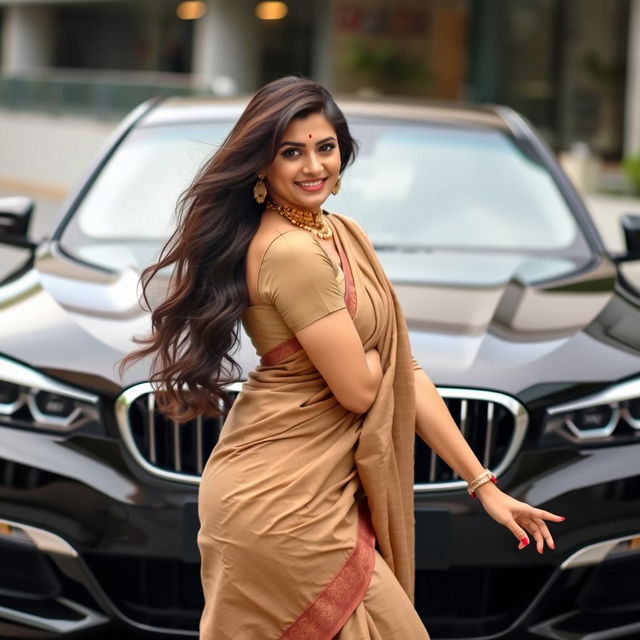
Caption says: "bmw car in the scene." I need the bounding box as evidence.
[0,96,639,640]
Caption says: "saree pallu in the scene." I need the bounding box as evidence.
[197,212,428,639]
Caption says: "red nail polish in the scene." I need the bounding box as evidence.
[521,536,529,546]
[550,542,556,549]
[558,516,566,521]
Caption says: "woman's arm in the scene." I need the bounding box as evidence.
[295,310,383,414]
[413,366,566,553]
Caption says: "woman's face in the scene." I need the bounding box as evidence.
[262,111,341,213]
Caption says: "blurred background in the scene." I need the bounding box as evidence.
[0,0,639,253]
[0,7,639,638]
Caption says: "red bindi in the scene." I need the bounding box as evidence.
[308,133,312,138]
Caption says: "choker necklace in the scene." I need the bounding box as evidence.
[265,198,333,240]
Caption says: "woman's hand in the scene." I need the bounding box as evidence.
[475,482,566,553]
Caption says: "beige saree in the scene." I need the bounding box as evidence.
[197,212,429,639]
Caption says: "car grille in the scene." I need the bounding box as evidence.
[115,383,527,490]
[83,552,552,636]
[414,388,528,491]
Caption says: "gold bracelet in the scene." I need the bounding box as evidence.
[467,469,497,498]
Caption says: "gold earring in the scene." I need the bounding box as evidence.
[331,178,341,196]
[253,175,267,204]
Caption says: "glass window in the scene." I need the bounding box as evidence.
[59,117,592,273]
[60,122,230,270]
[334,120,590,255]
[53,0,193,73]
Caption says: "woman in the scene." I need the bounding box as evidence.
[120,76,565,639]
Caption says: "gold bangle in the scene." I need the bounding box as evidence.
[467,469,497,498]
[467,469,494,493]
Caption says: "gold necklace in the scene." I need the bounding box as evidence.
[265,198,333,240]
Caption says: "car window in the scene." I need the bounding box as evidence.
[60,122,230,270]
[59,117,592,273]
[332,120,589,255]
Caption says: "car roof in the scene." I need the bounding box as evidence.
[138,95,511,132]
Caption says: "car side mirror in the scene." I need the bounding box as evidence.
[621,214,640,256]
[0,196,36,248]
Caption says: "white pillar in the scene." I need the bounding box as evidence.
[625,0,640,156]
[191,0,260,94]
[1,4,54,75]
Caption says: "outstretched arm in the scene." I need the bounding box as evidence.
[412,365,566,553]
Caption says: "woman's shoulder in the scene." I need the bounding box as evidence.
[259,229,327,268]
[266,228,321,251]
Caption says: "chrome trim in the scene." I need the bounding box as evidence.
[27,392,83,428]
[452,399,469,480]
[116,383,527,491]
[0,382,25,415]
[621,400,640,430]
[115,381,244,485]
[547,377,640,440]
[0,597,108,635]
[147,392,157,463]
[0,517,78,557]
[0,355,98,403]
[414,387,528,493]
[560,533,640,570]
[547,377,640,415]
[0,269,41,308]
[483,401,494,466]
[0,516,198,636]
[173,420,181,471]
[459,399,468,437]
[528,610,640,640]
[0,355,98,431]
[564,406,620,440]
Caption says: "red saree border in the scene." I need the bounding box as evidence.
[335,239,357,319]
[261,336,303,366]
[260,226,357,367]
[279,502,376,640]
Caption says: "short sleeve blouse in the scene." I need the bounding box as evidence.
[257,231,347,332]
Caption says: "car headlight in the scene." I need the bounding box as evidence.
[544,376,640,444]
[623,397,640,429]
[0,355,100,432]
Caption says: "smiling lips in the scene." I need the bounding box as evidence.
[296,177,328,192]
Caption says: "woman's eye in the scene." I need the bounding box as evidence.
[320,143,336,152]
[282,148,301,158]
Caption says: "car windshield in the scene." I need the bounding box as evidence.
[59,117,592,272]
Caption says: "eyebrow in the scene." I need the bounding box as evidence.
[278,136,337,148]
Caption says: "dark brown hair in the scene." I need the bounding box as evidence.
[118,75,359,422]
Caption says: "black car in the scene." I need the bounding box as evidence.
[1,96,640,640]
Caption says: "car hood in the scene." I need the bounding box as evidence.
[0,241,638,397]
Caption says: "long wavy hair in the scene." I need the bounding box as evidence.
[118,76,359,422]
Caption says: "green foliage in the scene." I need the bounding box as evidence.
[623,154,640,196]
[342,38,430,89]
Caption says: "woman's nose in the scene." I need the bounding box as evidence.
[303,153,322,174]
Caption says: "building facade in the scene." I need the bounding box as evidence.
[0,0,637,159]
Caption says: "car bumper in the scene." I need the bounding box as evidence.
[1,427,639,639]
